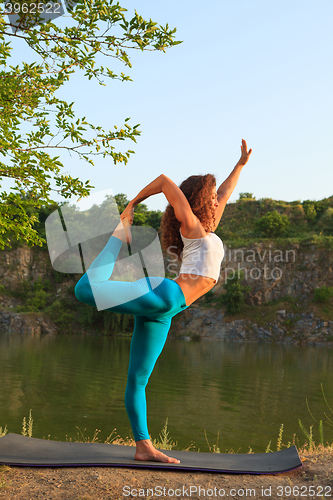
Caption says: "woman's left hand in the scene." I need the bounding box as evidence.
[120,203,134,224]
[238,139,252,166]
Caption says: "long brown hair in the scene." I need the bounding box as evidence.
[160,174,216,260]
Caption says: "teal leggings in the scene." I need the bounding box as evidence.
[74,236,188,442]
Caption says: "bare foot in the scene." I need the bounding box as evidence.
[135,448,179,463]
[112,217,132,245]
[135,439,180,464]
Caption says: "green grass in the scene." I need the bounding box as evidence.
[0,427,7,439]
[1,408,333,457]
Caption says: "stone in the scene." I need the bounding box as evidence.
[276,310,286,316]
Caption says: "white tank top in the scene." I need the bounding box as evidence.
[178,229,224,282]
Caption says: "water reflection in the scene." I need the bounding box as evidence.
[0,333,332,452]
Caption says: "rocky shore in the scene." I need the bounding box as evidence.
[169,306,333,346]
[0,310,57,336]
[1,304,332,347]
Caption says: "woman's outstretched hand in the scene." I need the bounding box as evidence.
[238,139,252,166]
[120,202,134,224]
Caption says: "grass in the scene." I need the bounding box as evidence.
[196,422,333,457]
[21,409,33,438]
[0,427,7,439]
[1,409,333,458]
[2,387,333,458]
[297,384,333,453]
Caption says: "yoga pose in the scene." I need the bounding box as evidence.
[74,139,252,463]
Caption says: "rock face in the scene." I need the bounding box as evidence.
[0,241,332,343]
[219,242,333,306]
[0,244,61,335]
[0,311,56,336]
[166,241,333,345]
[169,306,333,346]
[0,245,50,292]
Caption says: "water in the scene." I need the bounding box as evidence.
[1,333,333,453]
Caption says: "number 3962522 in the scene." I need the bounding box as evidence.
[4,3,62,14]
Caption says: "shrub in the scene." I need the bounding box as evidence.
[219,271,251,315]
[255,210,290,237]
[313,286,333,303]
[15,277,52,312]
[302,199,329,223]
[44,299,76,333]
[316,207,333,235]
[204,290,215,304]
[238,192,255,200]
[76,302,134,335]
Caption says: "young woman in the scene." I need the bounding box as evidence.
[74,139,252,464]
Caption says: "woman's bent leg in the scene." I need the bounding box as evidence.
[124,315,171,442]
[74,235,168,315]
[74,235,123,307]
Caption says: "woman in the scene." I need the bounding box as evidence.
[74,139,252,464]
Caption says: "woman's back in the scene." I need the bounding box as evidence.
[178,228,224,282]
[173,221,224,306]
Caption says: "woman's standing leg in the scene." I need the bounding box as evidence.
[125,315,171,441]
[125,314,180,463]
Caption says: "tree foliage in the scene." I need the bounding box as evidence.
[114,193,162,231]
[255,210,290,238]
[302,199,329,223]
[0,0,181,249]
[238,192,255,200]
[219,270,251,315]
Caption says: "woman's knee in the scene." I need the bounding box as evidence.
[74,281,82,301]
[74,274,93,305]
[124,376,147,410]
[74,278,86,302]
[126,367,151,395]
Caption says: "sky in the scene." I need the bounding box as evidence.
[2,0,333,212]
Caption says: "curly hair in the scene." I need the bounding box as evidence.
[160,174,217,261]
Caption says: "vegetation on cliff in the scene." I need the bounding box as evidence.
[1,192,332,335]
[214,193,333,249]
[6,191,333,250]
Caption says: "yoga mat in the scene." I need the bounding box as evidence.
[0,434,302,474]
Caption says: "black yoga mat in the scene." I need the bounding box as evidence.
[0,434,302,474]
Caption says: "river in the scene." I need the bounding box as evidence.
[1,333,332,453]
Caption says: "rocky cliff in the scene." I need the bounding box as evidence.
[0,241,332,344]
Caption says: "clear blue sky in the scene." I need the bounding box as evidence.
[3,0,333,212]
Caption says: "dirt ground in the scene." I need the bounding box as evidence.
[0,448,332,500]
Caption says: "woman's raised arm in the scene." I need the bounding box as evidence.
[211,139,252,231]
[121,174,197,229]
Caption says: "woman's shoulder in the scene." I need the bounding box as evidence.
[180,218,207,239]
